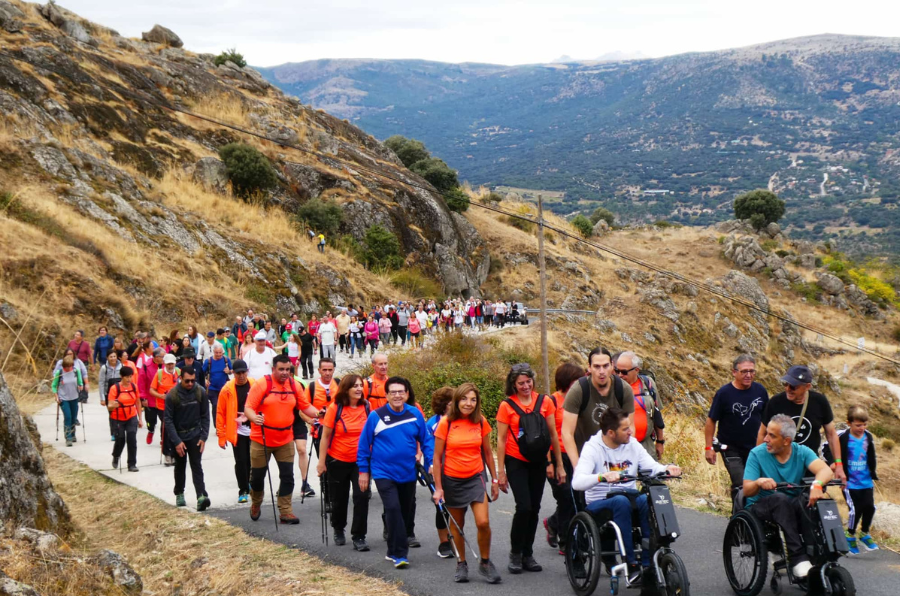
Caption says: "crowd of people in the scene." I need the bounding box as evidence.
[51,311,881,586]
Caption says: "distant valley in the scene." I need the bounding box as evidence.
[259,34,900,258]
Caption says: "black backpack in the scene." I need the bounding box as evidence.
[578,375,625,415]
[504,393,551,463]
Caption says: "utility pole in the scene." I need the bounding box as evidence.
[537,194,551,395]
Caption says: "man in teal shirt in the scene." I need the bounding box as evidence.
[743,414,833,579]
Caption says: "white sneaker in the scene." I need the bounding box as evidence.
[792,560,812,578]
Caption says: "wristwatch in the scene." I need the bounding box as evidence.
[492,479,499,484]
[656,440,666,444]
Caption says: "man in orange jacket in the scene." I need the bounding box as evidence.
[216,359,255,504]
[245,354,320,523]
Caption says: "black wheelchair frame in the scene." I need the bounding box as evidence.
[722,480,855,596]
[564,472,690,596]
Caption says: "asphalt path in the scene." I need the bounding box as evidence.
[210,485,900,596]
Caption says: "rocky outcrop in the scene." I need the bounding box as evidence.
[141,24,183,48]
[0,1,24,33]
[191,157,229,193]
[0,572,41,596]
[92,550,143,594]
[39,2,95,45]
[0,372,70,533]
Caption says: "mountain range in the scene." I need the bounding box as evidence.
[259,34,900,258]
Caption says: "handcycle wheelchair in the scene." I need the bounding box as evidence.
[722,480,855,596]
[564,471,690,596]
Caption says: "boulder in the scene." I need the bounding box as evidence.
[0,574,41,596]
[39,2,95,45]
[0,372,70,533]
[592,219,609,236]
[191,157,228,193]
[763,222,781,238]
[15,527,60,553]
[799,253,817,269]
[0,0,23,33]
[721,270,770,327]
[873,501,900,538]
[815,272,845,296]
[141,24,183,48]
[92,550,143,594]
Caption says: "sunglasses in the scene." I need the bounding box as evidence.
[182,379,196,385]
[614,367,636,375]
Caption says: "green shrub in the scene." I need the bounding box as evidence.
[761,239,779,252]
[775,249,791,258]
[480,192,504,204]
[653,220,681,229]
[218,143,278,199]
[849,269,896,304]
[214,48,247,68]
[793,281,822,303]
[361,224,404,270]
[295,198,343,235]
[717,235,726,244]
[443,187,470,213]
[409,157,459,193]
[244,283,274,306]
[892,325,900,343]
[505,215,535,233]
[384,135,430,168]
[390,268,442,298]
[589,206,616,226]
[571,214,593,237]
[734,189,785,230]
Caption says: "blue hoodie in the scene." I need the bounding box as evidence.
[358,403,433,483]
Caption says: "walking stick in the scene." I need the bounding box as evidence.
[320,470,329,545]
[260,425,279,532]
[159,417,164,466]
[55,401,60,442]
[80,401,87,443]
[301,437,315,505]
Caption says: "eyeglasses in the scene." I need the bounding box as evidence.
[736,370,756,376]
[388,390,407,396]
[614,367,636,375]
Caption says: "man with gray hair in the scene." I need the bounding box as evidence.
[743,413,833,579]
[705,354,769,488]
[614,351,665,460]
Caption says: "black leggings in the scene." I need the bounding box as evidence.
[326,456,370,538]
[505,456,547,557]
[299,351,313,378]
[251,460,295,497]
[233,434,251,494]
[547,453,575,546]
[145,407,160,433]
[845,487,876,535]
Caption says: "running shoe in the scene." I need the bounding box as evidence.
[353,537,370,552]
[238,493,248,504]
[454,561,469,583]
[478,560,502,584]
[175,494,186,507]
[860,534,879,551]
[197,495,211,512]
[302,484,316,498]
[146,431,154,445]
[437,541,454,558]
[543,517,559,549]
[407,534,421,548]
[846,532,859,555]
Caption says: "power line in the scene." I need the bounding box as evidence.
[3,49,897,365]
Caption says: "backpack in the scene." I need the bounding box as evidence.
[504,393,551,463]
[307,378,341,405]
[578,375,625,415]
[638,373,660,407]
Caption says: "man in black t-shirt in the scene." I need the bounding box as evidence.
[705,354,769,487]
[758,364,846,482]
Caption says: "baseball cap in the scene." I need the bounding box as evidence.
[254,331,267,341]
[232,359,248,373]
[163,354,177,365]
[286,323,293,331]
[781,365,812,386]
[206,331,215,338]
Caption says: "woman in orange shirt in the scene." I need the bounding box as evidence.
[433,383,501,584]
[317,374,371,551]
[496,363,565,575]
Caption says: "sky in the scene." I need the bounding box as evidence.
[60,0,900,67]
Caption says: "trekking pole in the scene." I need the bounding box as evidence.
[301,438,314,505]
[260,425,279,533]
[55,401,60,442]
[159,419,164,466]
[320,470,329,545]
[416,463,478,561]
[80,402,87,443]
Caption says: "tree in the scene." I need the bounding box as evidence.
[409,157,459,193]
[214,48,247,68]
[384,135,430,168]
[295,198,343,235]
[589,206,616,226]
[218,143,278,199]
[571,214,593,237]
[733,189,785,230]
[361,224,404,270]
[443,187,470,213]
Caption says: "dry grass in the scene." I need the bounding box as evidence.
[31,448,406,596]
[184,91,254,130]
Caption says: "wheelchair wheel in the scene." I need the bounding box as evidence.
[824,566,855,596]
[565,512,603,596]
[723,510,768,596]
[659,551,691,596]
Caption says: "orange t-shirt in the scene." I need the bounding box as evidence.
[322,402,369,463]
[630,379,649,441]
[150,369,179,411]
[550,391,567,454]
[307,379,339,438]
[435,416,492,478]
[109,381,140,421]
[246,377,311,447]
[364,375,388,409]
[496,392,556,462]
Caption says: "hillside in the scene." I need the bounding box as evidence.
[260,34,900,258]
[0,0,489,382]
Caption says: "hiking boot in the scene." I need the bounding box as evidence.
[128,466,139,472]
[437,541,454,558]
[250,503,261,521]
[238,493,249,504]
[146,431,154,445]
[479,559,502,584]
[522,555,542,572]
[66,439,73,447]
[407,534,421,548]
[846,532,859,555]
[112,456,120,469]
[302,483,316,498]
[508,553,523,574]
[280,513,300,525]
[334,530,346,546]
[352,537,370,552]
[197,495,211,512]
[175,494,186,507]
[454,561,469,583]
[544,517,559,549]
[860,534,879,551]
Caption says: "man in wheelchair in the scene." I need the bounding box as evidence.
[743,413,833,580]
[572,408,681,585]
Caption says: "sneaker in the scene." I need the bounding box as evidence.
[250,503,261,521]
[846,532,860,555]
[146,432,154,445]
[238,493,249,504]
[175,494,186,507]
[478,560,502,584]
[74,419,80,426]
[197,495,211,512]
[791,560,812,579]
[112,456,120,469]
[860,534,879,551]
[302,484,316,498]
[508,553,523,574]
[353,537,370,552]
[334,530,346,546]
[522,555,542,572]
[394,557,409,569]
[280,514,300,525]
[110,435,116,442]
[66,439,73,447]
[407,534,421,548]
[455,561,469,583]
[164,455,175,467]
[437,541,454,558]
[128,466,139,472]
[544,518,559,549]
